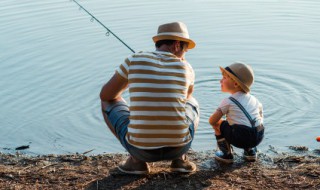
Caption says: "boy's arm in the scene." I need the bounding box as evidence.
[209,109,224,127]
[259,104,264,118]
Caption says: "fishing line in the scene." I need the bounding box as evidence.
[71,0,135,53]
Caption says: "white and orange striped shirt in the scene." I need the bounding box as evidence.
[116,51,195,149]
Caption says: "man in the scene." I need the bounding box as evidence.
[100,22,199,174]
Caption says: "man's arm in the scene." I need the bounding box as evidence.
[187,84,194,99]
[100,72,128,101]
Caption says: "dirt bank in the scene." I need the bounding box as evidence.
[0,147,319,189]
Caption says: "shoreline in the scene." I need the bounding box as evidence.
[1,148,319,189]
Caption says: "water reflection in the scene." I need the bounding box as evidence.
[0,0,319,155]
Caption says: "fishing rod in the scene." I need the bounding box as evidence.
[71,0,135,53]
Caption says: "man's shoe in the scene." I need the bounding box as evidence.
[170,155,196,173]
[244,148,257,162]
[214,151,234,164]
[117,156,150,175]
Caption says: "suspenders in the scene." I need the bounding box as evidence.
[229,97,256,128]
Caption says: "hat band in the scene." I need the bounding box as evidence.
[225,67,239,79]
[156,32,190,38]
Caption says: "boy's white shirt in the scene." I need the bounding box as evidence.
[218,91,263,127]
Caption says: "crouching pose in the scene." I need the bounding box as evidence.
[100,22,200,174]
[209,62,264,163]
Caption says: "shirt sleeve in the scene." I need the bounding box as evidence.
[218,98,231,115]
[116,56,131,79]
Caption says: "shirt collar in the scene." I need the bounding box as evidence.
[153,50,177,58]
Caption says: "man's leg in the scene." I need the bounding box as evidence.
[170,97,200,173]
[101,98,150,174]
[101,99,122,139]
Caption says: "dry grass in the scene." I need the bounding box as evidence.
[0,149,319,190]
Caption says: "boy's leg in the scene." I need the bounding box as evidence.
[213,119,223,136]
[243,126,264,162]
[101,98,149,174]
[226,124,264,162]
[214,121,234,164]
[243,147,257,161]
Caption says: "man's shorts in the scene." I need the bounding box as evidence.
[220,120,264,149]
[102,98,200,162]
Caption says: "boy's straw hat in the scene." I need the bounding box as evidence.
[152,22,196,49]
[220,62,254,93]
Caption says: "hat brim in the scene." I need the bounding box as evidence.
[152,35,196,49]
[219,66,250,93]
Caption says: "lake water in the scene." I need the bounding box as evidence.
[1,0,319,155]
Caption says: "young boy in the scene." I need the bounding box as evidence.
[209,62,264,163]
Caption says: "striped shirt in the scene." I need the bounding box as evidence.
[116,51,195,149]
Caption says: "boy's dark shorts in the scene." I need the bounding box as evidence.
[220,120,264,149]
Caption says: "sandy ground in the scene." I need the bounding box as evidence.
[0,146,319,190]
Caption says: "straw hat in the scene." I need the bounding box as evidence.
[152,22,196,49]
[219,62,254,93]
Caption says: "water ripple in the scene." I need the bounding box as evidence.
[1,0,320,154]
